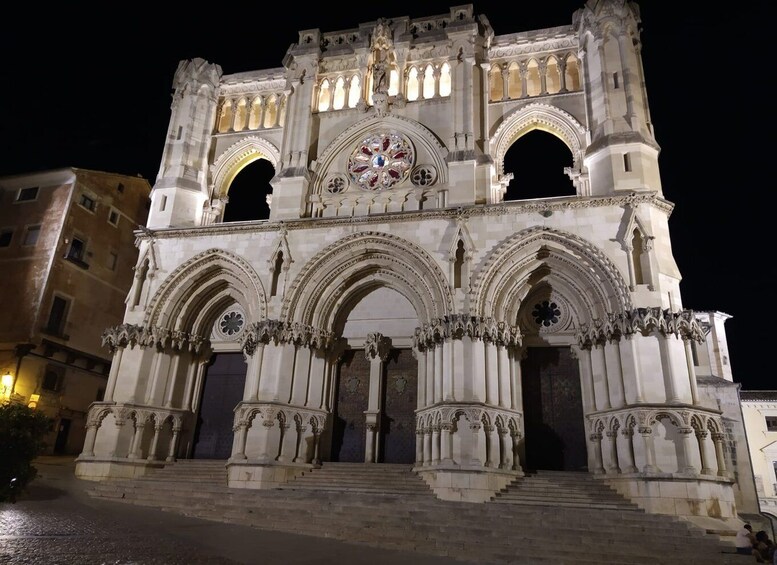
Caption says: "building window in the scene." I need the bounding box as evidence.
[23,225,41,246]
[65,237,89,268]
[766,417,777,432]
[108,208,120,226]
[45,296,69,336]
[42,369,61,392]
[0,229,12,247]
[78,193,97,212]
[117,183,125,193]
[108,251,118,271]
[16,186,39,202]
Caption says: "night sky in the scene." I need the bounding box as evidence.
[0,2,771,390]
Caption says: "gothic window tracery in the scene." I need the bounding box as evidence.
[347,133,414,191]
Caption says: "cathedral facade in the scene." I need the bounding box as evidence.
[75,2,756,524]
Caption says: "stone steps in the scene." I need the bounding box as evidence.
[86,461,747,565]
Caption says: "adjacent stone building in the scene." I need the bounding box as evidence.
[74,1,758,530]
[0,168,150,454]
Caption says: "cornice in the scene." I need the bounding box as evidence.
[134,192,674,241]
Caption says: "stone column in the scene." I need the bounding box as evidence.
[431,425,441,465]
[364,333,391,463]
[232,422,248,460]
[423,427,432,466]
[639,426,659,473]
[511,430,523,472]
[82,423,98,457]
[498,427,510,469]
[497,344,510,408]
[678,427,697,474]
[147,421,164,461]
[128,416,147,459]
[712,432,729,476]
[415,429,424,465]
[606,430,621,474]
[619,427,638,473]
[590,433,605,474]
[166,422,181,462]
[104,347,124,402]
[440,423,453,464]
[695,430,712,475]
[683,339,699,405]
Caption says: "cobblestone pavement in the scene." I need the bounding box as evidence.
[0,457,469,565]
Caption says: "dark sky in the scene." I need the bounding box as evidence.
[0,2,771,390]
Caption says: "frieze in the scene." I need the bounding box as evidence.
[490,40,577,59]
[413,315,522,350]
[575,308,707,348]
[134,192,674,241]
[101,323,210,354]
[241,319,336,354]
[319,57,360,73]
[218,79,288,96]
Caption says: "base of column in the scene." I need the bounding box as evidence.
[226,460,312,489]
[415,465,522,502]
[75,456,163,481]
[602,473,737,519]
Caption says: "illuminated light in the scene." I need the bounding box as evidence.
[1,371,12,399]
[28,394,40,409]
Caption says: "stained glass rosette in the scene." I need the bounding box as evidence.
[347,133,413,191]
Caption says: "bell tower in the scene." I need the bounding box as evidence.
[147,58,222,228]
[576,0,662,196]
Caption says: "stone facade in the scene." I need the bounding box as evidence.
[74,2,758,528]
[0,168,151,454]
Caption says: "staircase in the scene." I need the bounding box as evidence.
[87,462,750,565]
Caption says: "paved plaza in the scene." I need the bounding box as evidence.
[0,457,470,565]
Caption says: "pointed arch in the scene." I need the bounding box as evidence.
[491,102,587,179]
[281,231,454,330]
[209,136,280,201]
[470,226,631,325]
[311,114,448,196]
[145,248,267,336]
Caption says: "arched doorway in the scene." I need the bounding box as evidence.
[520,346,586,472]
[192,352,247,459]
[329,287,418,464]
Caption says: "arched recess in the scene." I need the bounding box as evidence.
[145,248,267,337]
[209,135,280,201]
[281,231,454,331]
[310,114,449,196]
[469,226,631,328]
[491,102,586,182]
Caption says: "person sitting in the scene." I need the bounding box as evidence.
[736,524,757,556]
[755,530,774,563]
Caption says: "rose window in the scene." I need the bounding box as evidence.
[347,133,413,191]
[532,301,561,327]
[220,311,244,336]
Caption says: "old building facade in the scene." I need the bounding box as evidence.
[75,2,757,528]
[0,168,151,454]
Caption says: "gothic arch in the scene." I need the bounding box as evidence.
[491,102,586,179]
[145,248,267,336]
[209,135,280,200]
[470,226,631,326]
[311,114,449,195]
[281,231,454,330]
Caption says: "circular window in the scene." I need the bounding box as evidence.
[219,311,244,336]
[532,301,561,327]
[347,133,414,191]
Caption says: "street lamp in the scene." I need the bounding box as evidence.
[1,371,13,401]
